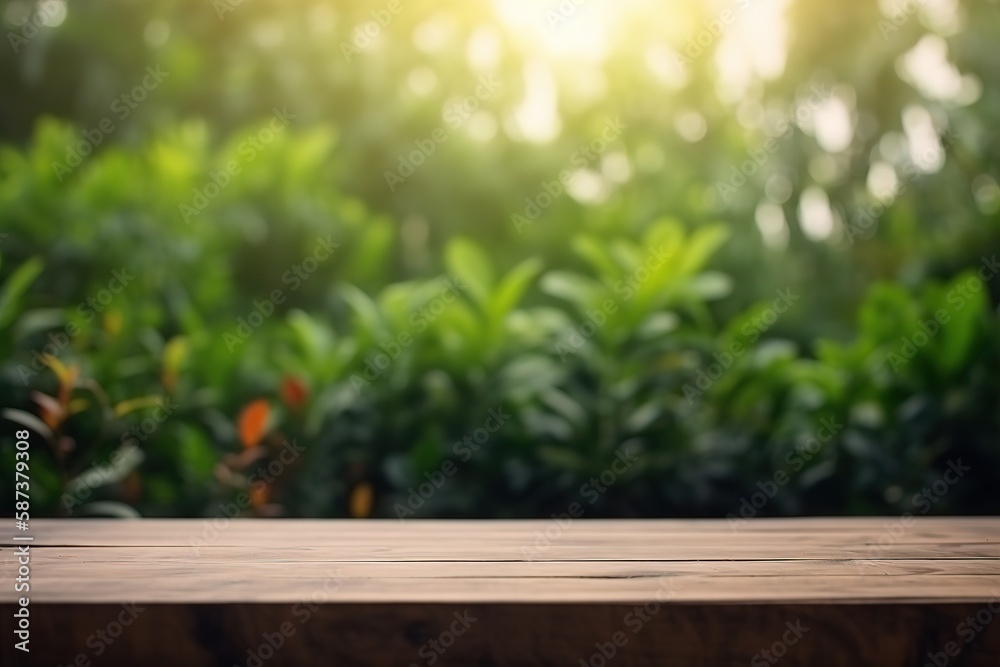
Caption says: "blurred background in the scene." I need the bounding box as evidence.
[0,0,998,520]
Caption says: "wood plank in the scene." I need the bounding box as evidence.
[3,603,999,667]
[5,517,997,547]
[13,548,1000,575]
[3,518,999,666]
[11,571,1000,605]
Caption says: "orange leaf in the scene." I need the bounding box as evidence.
[237,400,270,449]
[281,376,308,409]
[32,391,64,431]
[250,483,270,508]
[349,482,373,518]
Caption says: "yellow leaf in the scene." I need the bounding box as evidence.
[162,336,188,392]
[113,396,165,418]
[44,355,72,386]
[44,356,78,406]
[103,310,123,338]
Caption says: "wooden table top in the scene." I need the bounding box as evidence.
[3,517,998,605]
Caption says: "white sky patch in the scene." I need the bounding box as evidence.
[902,105,944,174]
[755,201,789,249]
[601,152,632,184]
[674,108,707,142]
[919,0,963,35]
[509,60,561,143]
[490,0,613,62]
[867,160,899,201]
[413,14,456,54]
[798,186,835,241]
[466,26,502,70]
[567,169,611,205]
[897,34,978,104]
[972,174,1000,215]
[715,0,790,102]
[645,43,688,89]
[144,19,170,48]
[39,0,66,27]
[813,92,854,153]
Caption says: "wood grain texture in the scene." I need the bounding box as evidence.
[2,518,999,666]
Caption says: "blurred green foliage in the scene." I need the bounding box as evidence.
[0,0,998,519]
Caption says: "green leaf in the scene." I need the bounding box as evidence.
[539,389,588,429]
[540,271,606,311]
[676,225,729,277]
[573,235,621,282]
[340,284,386,340]
[488,257,543,326]
[686,271,733,301]
[444,237,493,307]
[537,445,587,470]
[178,427,217,483]
[287,309,334,360]
[0,257,44,328]
[936,271,986,374]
